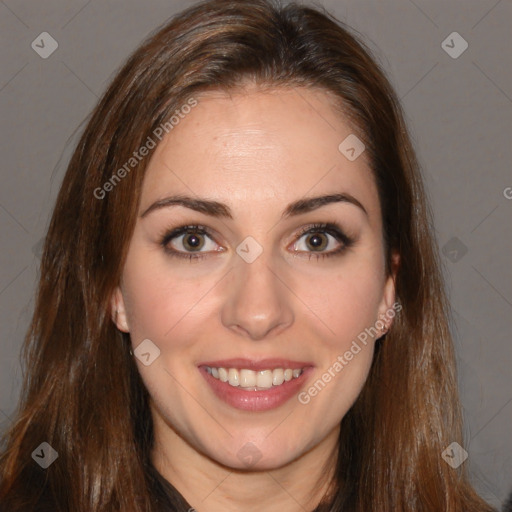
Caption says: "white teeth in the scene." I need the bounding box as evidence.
[206,366,304,389]
[228,368,240,386]
[272,368,285,386]
[218,367,229,382]
[256,370,273,389]
[240,369,256,388]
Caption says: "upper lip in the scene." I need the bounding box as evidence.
[199,358,313,371]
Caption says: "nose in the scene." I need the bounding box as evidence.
[221,250,294,341]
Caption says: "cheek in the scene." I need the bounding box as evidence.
[121,262,210,414]
[292,264,383,424]
[291,257,385,348]
[121,253,217,347]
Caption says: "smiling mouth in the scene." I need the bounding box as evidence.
[199,360,313,411]
[203,366,304,390]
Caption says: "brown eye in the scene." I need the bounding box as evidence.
[160,225,222,260]
[304,232,329,251]
[291,222,355,259]
[181,232,205,251]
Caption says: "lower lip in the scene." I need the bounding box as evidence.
[200,367,313,412]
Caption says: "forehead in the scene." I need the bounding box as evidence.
[141,86,380,223]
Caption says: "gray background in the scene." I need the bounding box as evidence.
[0,0,510,508]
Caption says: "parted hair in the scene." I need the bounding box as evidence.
[0,0,495,510]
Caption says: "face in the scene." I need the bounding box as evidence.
[112,85,397,472]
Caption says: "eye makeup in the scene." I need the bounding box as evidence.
[158,220,357,262]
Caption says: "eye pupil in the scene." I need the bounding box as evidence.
[183,233,203,251]
[307,233,327,251]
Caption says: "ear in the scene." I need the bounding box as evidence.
[111,286,130,333]
[376,251,400,333]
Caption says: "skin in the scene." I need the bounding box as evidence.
[112,85,397,511]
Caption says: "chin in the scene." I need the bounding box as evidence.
[209,435,309,473]
[218,450,297,472]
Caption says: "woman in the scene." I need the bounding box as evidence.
[0,0,496,510]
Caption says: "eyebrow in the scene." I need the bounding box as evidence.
[140,192,368,219]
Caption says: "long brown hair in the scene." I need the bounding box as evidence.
[0,1,495,510]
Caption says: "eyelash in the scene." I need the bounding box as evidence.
[159,222,355,262]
